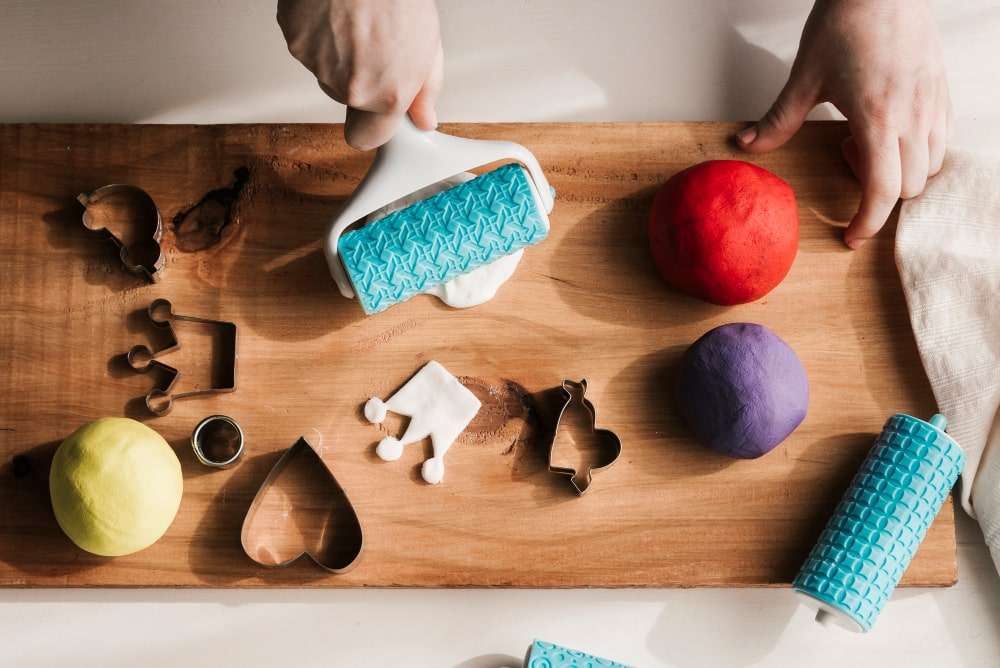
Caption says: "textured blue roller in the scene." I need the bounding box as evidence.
[793,413,964,632]
[338,163,549,314]
[525,640,632,668]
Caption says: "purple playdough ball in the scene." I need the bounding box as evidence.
[677,323,809,459]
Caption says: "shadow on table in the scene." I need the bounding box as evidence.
[646,587,798,665]
[220,158,366,345]
[452,654,522,668]
[42,194,150,294]
[0,440,112,578]
[546,193,726,330]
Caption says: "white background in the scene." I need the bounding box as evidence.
[2,1,1000,666]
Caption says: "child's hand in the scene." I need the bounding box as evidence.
[737,0,950,248]
[277,0,443,150]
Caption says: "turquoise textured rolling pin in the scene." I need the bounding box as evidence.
[794,413,964,631]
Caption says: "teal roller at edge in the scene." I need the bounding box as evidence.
[793,413,964,632]
[524,640,632,668]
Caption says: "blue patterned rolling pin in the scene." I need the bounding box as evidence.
[794,413,964,632]
[339,163,549,314]
[524,640,632,668]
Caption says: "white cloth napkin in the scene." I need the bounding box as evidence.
[895,149,1000,572]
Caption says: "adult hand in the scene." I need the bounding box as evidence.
[737,0,950,248]
[277,0,443,150]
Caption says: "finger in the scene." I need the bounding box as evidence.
[928,110,947,176]
[841,136,860,177]
[946,91,954,138]
[319,74,410,116]
[929,86,950,176]
[738,72,817,153]
[318,80,341,103]
[408,42,444,130]
[844,128,902,249]
[345,107,405,151]
[899,134,929,200]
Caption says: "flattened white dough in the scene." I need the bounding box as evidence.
[366,173,524,309]
[364,360,481,485]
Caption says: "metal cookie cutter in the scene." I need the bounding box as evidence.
[77,184,164,282]
[191,415,245,468]
[547,379,622,495]
[241,437,364,574]
[127,298,238,416]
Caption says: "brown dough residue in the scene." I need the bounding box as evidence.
[458,377,536,454]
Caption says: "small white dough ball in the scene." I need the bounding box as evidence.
[364,397,387,424]
[421,457,445,485]
[376,437,403,461]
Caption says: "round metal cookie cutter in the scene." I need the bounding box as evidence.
[191,415,245,469]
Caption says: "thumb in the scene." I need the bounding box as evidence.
[738,73,815,153]
[408,42,444,130]
[344,107,404,151]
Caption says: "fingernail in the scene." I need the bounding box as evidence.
[845,234,866,250]
[737,126,757,145]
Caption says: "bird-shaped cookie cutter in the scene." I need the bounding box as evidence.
[126,298,238,416]
[78,184,164,282]
[547,379,622,495]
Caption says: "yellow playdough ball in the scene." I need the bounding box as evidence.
[49,417,183,557]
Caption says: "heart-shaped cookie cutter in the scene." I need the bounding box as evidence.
[241,437,364,574]
[547,379,622,495]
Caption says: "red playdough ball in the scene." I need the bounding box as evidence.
[647,160,799,305]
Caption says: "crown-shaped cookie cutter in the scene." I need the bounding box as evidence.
[547,379,622,495]
[78,184,164,282]
[126,298,238,416]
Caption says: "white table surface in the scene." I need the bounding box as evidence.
[2,1,999,666]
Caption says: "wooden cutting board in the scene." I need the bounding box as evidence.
[0,122,956,587]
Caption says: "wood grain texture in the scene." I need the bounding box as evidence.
[0,122,956,587]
